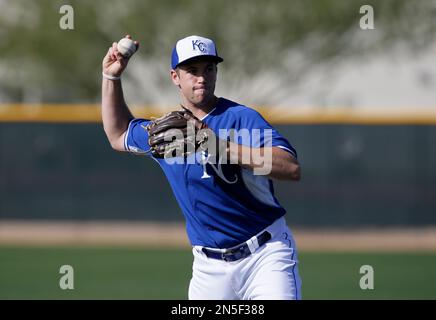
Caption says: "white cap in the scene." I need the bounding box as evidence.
[171,35,223,69]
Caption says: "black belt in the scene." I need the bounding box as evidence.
[202,231,271,262]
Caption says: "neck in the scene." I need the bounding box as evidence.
[181,96,218,119]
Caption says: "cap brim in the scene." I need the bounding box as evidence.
[175,55,223,69]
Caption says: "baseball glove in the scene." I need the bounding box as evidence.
[144,107,213,158]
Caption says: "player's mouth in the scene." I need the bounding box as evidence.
[194,86,207,91]
[193,87,209,95]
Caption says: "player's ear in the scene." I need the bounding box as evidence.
[171,69,180,86]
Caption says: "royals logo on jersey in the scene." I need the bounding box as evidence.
[200,150,238,184]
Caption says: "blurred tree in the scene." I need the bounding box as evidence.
[0,0,434,105]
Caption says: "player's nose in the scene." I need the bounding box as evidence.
[196,68,210,80]
[196,74,206,83]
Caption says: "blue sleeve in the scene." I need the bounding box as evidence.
[236,109,297,159]
[124,118,153,155]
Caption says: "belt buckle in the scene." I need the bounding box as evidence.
[221,248,237,262]
[217,232,271,262]
[223,244,247,262]
[221,252,231,262]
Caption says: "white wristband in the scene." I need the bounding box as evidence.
[102,72,121,81]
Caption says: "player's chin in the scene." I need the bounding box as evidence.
[192,91,211,103]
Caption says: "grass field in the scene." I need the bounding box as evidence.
[1,246,435,300]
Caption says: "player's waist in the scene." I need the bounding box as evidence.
[196,216,287,262]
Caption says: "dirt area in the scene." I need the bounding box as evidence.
[1,220,436,251]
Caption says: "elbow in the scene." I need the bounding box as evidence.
[109,139,121,151]
[105,129,125,152]
[290,164,301,181]
[104,131,117,150]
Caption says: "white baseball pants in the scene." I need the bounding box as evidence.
[189,217,302,300]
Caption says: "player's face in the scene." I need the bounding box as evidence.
[171,59,217,108]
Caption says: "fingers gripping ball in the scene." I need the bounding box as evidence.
[117,38,137,58]
[144,108,214,158]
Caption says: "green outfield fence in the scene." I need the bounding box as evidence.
[0,104,435,227]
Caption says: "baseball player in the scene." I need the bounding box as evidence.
[101,35,302,299]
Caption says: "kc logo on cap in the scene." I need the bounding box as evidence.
[171,35,224,69]
[192,40,206,52]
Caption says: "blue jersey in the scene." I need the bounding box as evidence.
[124,98,297,248]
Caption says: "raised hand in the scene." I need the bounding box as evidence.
[102,35,139,78]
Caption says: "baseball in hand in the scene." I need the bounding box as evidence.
[117,38,137,58]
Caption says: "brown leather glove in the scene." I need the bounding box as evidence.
[145,107,214,158]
